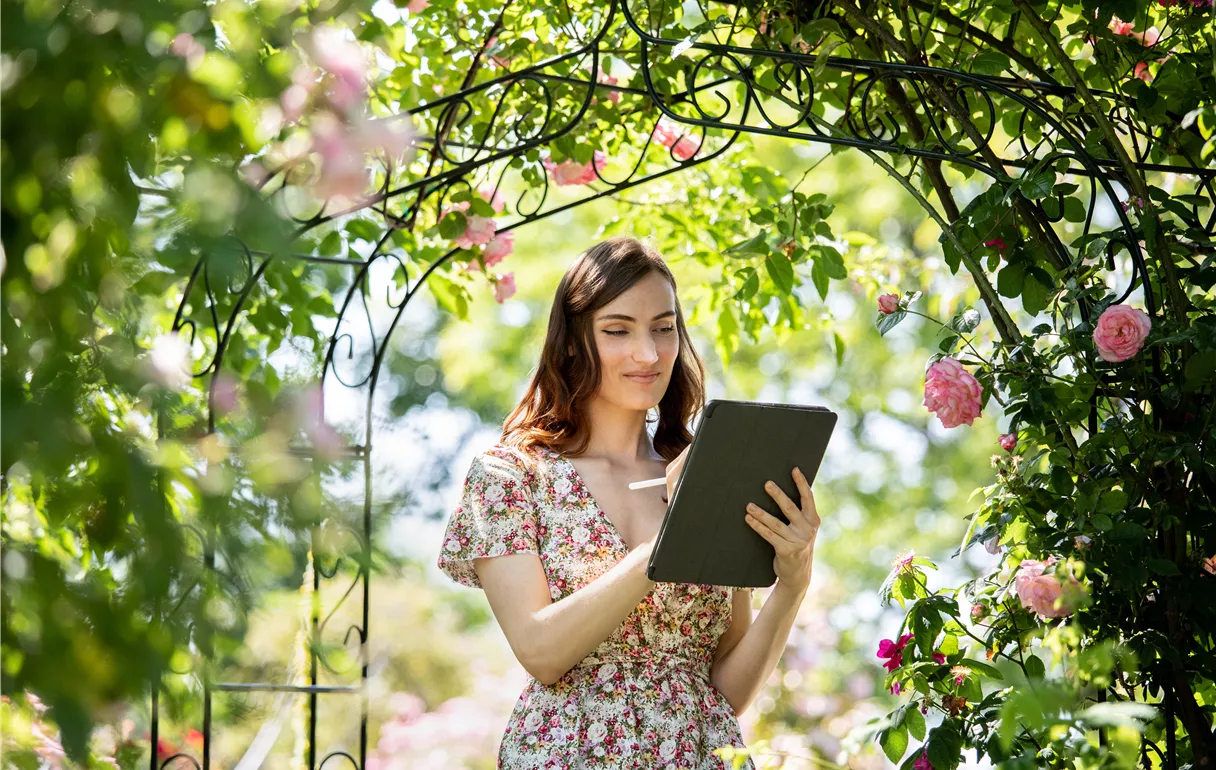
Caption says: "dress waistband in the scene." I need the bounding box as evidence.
[572,652,713,681]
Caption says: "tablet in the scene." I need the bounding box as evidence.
[645,399,838,588]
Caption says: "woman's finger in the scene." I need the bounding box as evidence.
[763,479,810,534]
[745,504,800,548]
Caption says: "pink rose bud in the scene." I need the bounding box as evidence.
[998,433,1016,452]
[1093,304,1151,363]
[923,356,984,428]
[970,603,988,621]
[877,293,900,315]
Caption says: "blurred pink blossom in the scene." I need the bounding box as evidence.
[915,750,934,770]
[213,373,240,415]
[494,273,517,303]
[652,119,701,161]
[984,237,1007,250]
[404,0,430,12]
[483,231,514,267]
[306,26,369,111]
[296,384,343,461]
[542,150,607,186]
[877,293,899,315]
[1093,304,1151,362]
[923,356,983,428]
[170,33,205,70]
[998,432,1016,452]
[588,64,620,105]
[1203,555,1216,575]
[1133,61,1153,81]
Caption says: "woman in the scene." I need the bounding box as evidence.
[437,236,821,769]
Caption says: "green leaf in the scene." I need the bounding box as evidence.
[765,252,795,294]
[1024,654,1045,680]
[1148,558,1181,577]
[726,233,768,256]
[905,704,926,741]
[1021,171,1055,200]
[926,722,964,770]
[997,263,1025,298]
[317,231,343,257]
[809,257,829,300]
[958,659,1004,680]
[881,724,909,764]
[878,310,907,337]
[971,51,1011,75]
[1098,489,1129,514]
[834,332,846,367]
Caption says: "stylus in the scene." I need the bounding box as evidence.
[627,477,667,490]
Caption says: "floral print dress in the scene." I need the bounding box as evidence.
[438,443,755,770]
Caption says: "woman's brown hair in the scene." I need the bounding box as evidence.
[500,235,707,463]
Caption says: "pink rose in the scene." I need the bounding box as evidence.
[483,230,514,267]
[479,185,507,214]
[1093,304,1151,362]
[306,26,368,112]
[1133,61,1153,82]
[454,215,497,249]
[1015,558,1077,618]
[998,432,1016,452]
[494,273,516,303]
[923,356,983,428]
[542,150,607,186]
[652,119,701,161]
[877,293,900,315]
[1108,15,1136,35]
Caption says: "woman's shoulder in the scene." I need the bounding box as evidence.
[477,440,555,482]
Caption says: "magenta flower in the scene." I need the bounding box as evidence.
[998,432,1016,452]
[877,633,913,672]
[932,652,947,665]
[542,150,607,186]
[984,238,1007,250]
[877,293,900,315]
[652,119,701,161]
[914,750,934,770]
[923,356,983,428]
[1093,304,1151,362]
[890,681,902,695]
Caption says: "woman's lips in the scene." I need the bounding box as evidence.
[625,373,659,384]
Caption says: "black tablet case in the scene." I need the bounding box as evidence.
[645,399,838,588]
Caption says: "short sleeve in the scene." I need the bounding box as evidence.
[437,446,541,589]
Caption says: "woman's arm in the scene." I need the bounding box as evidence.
[474,543,656,685]
[710,581,807,715]
[712,466,820,714]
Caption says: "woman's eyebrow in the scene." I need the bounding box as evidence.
[598,311,676,322]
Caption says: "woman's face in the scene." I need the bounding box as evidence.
[587,271,679,410]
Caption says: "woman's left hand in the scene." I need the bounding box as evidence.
[744,466,820,593]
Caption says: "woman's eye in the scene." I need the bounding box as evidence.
[604,330,628,336]
[658,326,675,334]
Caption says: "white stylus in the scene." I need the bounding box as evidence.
[628,477,667,490]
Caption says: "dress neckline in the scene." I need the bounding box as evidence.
[545,447,634,554]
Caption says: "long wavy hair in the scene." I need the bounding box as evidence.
[501,236,707,464]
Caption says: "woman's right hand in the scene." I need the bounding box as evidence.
[664,445,691,505]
